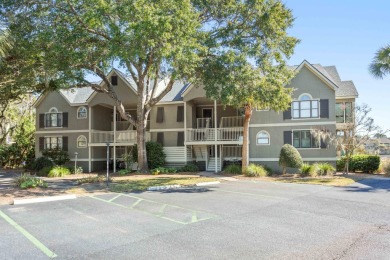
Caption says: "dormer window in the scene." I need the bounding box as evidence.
[292,93,319,119]
[111,75,118,86]
[77,106,87,119]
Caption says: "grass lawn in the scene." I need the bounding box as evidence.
[109,177,218,193]
[261,175,360,186]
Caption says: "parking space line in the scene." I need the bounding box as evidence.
[108,194,122,202]
[89,194,216,225]
[0,210,57,259]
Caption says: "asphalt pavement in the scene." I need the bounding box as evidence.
[1,178,390,259]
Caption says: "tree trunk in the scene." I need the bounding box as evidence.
[344,156,350,175]
[136,120,148,173]
[241,106,252,174]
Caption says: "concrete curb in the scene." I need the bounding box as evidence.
[13,195,77,205]
[196,181,221,186]
[147,185,182,191]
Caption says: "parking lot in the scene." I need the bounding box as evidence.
[1,178,390,259]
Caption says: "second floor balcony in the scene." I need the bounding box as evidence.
[90,130,151,145]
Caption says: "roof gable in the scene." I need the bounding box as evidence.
[294,60,338,91]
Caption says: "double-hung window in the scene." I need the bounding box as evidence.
[46,108,62,127]
[293,130,319,148]
[45,137,63,149]
[336,102,353,123]
[292,94,319,119]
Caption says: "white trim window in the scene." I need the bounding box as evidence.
[256,131,270,145]
[336,102,353,123]
[77,135,87,148]
[292,94,319,119]
[77,106,88,119]
[45,136,63,149]
[45,107,62,127]
[293,130,319,149]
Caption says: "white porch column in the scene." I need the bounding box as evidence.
[184,102,187,164]
[214,100,217,172]
[88,106,92,172]
[113,106,117,173]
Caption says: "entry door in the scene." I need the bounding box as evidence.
[202,108,213,128]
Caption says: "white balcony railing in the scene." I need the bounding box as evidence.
[91,130,150,144]
[219,116,244,128]
[186,127,243,142]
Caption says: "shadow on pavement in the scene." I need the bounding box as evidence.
[340,178,390,193]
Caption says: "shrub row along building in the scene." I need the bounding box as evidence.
[34,60,358,172]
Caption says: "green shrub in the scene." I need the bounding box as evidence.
[71,166,83,175]
[336,158,345,172]
[179,163,199,172]
[77,175,106,184]
[224,164,242,174]
[42,148,70,165]
[300,163,313,177]
[118,169,131,175]
[279,144,303,174]
[150,167,177,175]
[244,164,269,177]
[317,163,336,176]
[14,174,48,189]
[48,166,71,177]
[31,157,54,171]
[337,155,380,173]
[132,142,165,169]
[37,166,52,177]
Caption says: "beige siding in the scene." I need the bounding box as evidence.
[249,124,337,159]
[35,132,89,159]
[150,104,185,129]
[251,66,336,125]
[36,91,89,131]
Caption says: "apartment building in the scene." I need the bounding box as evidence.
[34,60,358,172]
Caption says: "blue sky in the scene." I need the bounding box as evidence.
[285,0,390,131]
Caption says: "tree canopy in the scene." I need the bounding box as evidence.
[369,45,390,79]
[2,0,299,172]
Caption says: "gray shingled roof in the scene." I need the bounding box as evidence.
[290,62,359,98]
[60,87,94,104]
[160,81,190,102]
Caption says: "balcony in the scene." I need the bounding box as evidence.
[90,130,151,145]
[186,127,243,144]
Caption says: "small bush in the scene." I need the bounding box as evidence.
[42,148,70,165]
[337,155,380,173]
[48,166,71,177]
[300,163,313,177]
[244,164,269,177]
[118,169,131,175]
[224,164,242,174]
[180,163,199,172]
[71,166,83,175]
[150,167,177,175]
[31,157,54,171]
[77,175,106,184]
[318,163,336,176]
[382,160,390,177]
[132,142,166,169]
[279,144,303,174]
[14,174,48,189]
[37,166,52,177]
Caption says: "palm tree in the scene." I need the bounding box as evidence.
[369,45,390,79]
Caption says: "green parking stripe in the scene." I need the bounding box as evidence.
[108,194,122,202]
[0,210,57,259]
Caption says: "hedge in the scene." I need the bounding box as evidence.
[337,155,380,173]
